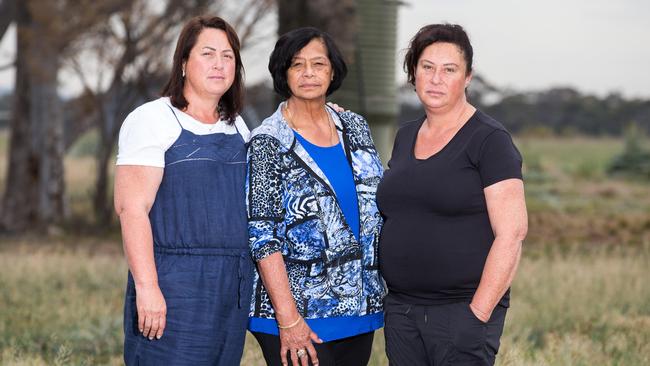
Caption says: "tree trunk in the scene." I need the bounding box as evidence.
[276,0,357,106]
[277,0,356,54]
[1,0,65,233]
[93,132,112,226]
[0,0,15,39]
[1,9,34,232]
[92,80,143,227]
[93,96,123,227]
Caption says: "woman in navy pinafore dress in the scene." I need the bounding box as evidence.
[114,16,253,365]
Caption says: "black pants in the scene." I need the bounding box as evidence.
[252,331,375,366]
[384,294,507,366]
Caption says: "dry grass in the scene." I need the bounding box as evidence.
[0,242,125,365]
[517,136,650,247]
[499,245,650,365]
[1,242,649,365]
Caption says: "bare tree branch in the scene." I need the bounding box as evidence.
[237,0,275,46]
[67,56,94,93]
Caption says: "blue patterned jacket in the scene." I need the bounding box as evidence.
[246,103,386,320]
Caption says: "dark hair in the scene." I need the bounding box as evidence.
[161,15,244,124]
[404,24,473,86]
[268,27,347,98]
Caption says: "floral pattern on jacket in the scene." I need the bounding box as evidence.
[247,103,385,320]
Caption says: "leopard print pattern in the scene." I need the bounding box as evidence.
[247,104,386,320]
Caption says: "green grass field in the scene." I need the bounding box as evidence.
[1,133,649,365]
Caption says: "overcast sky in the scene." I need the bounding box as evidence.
[394,0,650,98]
[1,0,649,99]
[249,0,650,99]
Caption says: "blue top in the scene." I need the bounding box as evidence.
[247,104,385,342]
[248,131,377,341]
[248,313,383,342]
[294,132,360,240]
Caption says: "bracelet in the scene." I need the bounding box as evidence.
[277,316,302,329]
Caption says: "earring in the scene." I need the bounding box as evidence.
[182,68,186,78]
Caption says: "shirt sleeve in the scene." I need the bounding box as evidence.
[478,129,523,188]
[246,134,287,261]
[235,116,251,142]
[116,107,175,167]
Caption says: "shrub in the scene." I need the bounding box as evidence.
[607,123,650,180]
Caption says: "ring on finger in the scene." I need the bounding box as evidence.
[296,349,307,358]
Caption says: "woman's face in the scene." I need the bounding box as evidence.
[414,42,472,112]
[286,38,333,101]
[183,28,236,99]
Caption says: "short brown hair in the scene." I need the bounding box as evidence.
[161,16,244,124]
[404,24,473,86]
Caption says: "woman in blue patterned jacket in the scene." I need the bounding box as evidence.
[246,27,385,366]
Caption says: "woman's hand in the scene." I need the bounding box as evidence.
[279,317,322,366]
[256,253,323,365]
[469,302,490,323]
[136,283,167,340]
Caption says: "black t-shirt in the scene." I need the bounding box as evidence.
[377,109,523,306]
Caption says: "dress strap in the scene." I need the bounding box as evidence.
[166,104,185,130]
[233,118,241,135]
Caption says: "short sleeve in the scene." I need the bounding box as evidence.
[478,130,523,188]
[235,116,251,142]
[116,108,175,167]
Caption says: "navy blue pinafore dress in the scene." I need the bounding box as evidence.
[123,107,253,365]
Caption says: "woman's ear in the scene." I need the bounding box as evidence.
[465,71,473,87]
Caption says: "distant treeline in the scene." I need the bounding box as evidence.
[2,78,649,137]
[400,76,650,136]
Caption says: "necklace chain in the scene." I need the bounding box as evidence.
[284,101,335,145]
[184,108,219,126]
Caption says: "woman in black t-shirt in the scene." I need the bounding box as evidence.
[377,24,528,366]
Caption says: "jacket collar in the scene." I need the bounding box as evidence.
[251,102,344,145]
[251,102,348,191]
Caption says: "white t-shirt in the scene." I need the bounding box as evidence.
[116,97,250,167]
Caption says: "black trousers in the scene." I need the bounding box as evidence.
[384,294,507,366]
[252,331,375,366]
